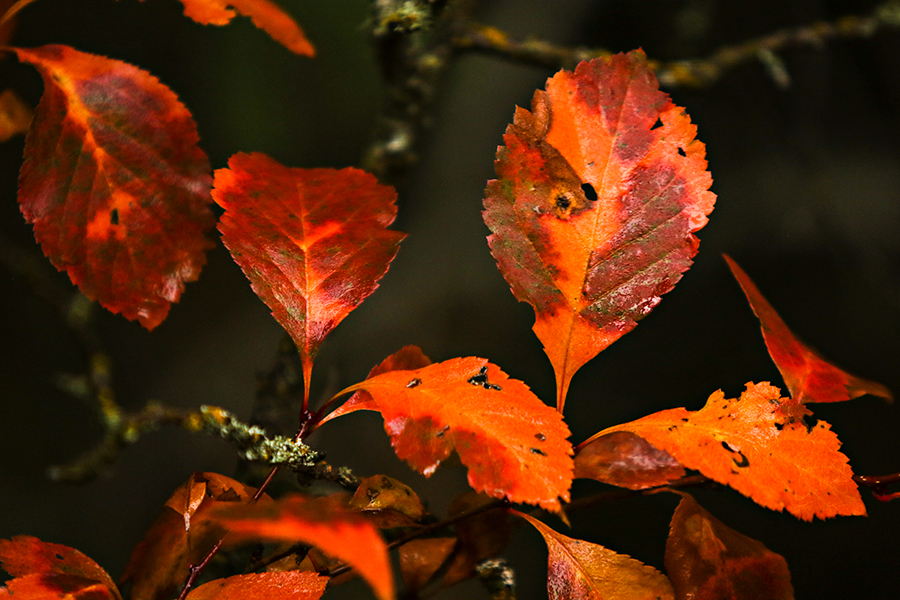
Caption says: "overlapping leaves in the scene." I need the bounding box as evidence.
[483,49,716,410]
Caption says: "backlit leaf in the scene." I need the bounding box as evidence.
[186,572,327,600]
[725,255,892,405]
[14,44,214,330]
[574,430,685,489]
[322,357,574,510]
[213,152,405,404]
[591,382,865,520]
[0,537,121,600]
[483,50,715,410]
[210,493,393,600]
[516,512,674,600]
[666,492,794,600]
[161,0,314,56]
[121,473,261,600]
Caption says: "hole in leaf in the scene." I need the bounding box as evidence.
[554,194,571,210]
[110,209,119,225]
[677,147,686,157]
[580,182,597,201]
[55,553,64,561]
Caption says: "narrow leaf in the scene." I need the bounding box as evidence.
[163,0,314,56]
[121,473,261,600]
[0,537,121,600]
[210,493,393,600]
[483,50,715,410]
[213,152,405,404]
[574,430,685,489]
[666,492,794,600]
[186,572,328,600]
[725,255,892,404]
[592,382,865,520]
[516,512,674,600]
[322,357,574,510]
[14,44,214,329]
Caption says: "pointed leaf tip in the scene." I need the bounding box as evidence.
[725,255,892,405]
[14,44,215,330]
[483,49,715,411]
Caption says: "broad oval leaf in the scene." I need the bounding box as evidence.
[212,152,405,400]
[591,382,865,520]
[186,572,328,600]
[574,430,685,489]
[14,45,215,329]
[0,536,121,600]
[121,473,262,600]
[725,255,892,405]
[666,492,794,600]
[349,474,427,528]
[209,493,393,600]
[171,0,314,56]
[516,511,674,600]
[483,50,716,410]
[398,538,456,593]
[322,357,574,510]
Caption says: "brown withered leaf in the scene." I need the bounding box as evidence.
[575,430,686,489]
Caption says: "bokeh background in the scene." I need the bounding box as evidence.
[1,0,899,598]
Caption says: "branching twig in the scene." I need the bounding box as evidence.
[451,1,900,87]
[854,472,900,501]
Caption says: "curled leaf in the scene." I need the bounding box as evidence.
[323,357,574,510]
[666,492,794,600]
[516,511,674,600]
[593,382,865,520]
[349,474,427,528]
[725,255,891,405]
[574,430,685,489]
[186,572,328,600]
[483,50,715,410]
[14,44,215,329]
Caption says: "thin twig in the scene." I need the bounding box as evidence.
[854,472,900,501]
[451,1,900,87]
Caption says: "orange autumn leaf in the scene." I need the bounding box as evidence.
[349,474,427,528]
[156,0,314,56]
[121,473,261,600]
[186,572,328,600]
[590,382,864,520]
[516,511,674,600]
[398,538,456,593]
[725,255,892,405]
[13,45,215,329]
[666,492,794,600]
[0,536,121,600]
[574,430,686,490]
[0,89,32,142]
[210,493,393,600]
[483,50,715,411]
[212,152,405,405]
[321,356,574,510]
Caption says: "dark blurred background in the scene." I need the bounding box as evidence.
[1,0,899,598]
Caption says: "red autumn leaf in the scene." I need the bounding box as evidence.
[574,430,686,489]
[515,511,675,600]
[185,572,328,600]
[14,44,214,330]
[210,493,393,600]
[589,382,865,520]
[0,536,121,600]
[121,473,261,600]
[666,492,794,600]
[160,0,314,56]
[212,152,405,405]
[321,356,574,510]
[725,255,892,405]
[349,474,427,528]
[483,50,716,411]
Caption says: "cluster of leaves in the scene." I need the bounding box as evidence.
[1,2,895,600]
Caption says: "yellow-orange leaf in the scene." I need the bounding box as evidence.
[592,382,864,520]
[349,474,427,528]
[161,0,314,56]
[210,494,393,600]
[483,50,715,410]
[322,357,574,510]
[666,492,794,600]
[725,255,891,405]
[0,89,32,142]
[186,572,327,600]
[516,512,674,600]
